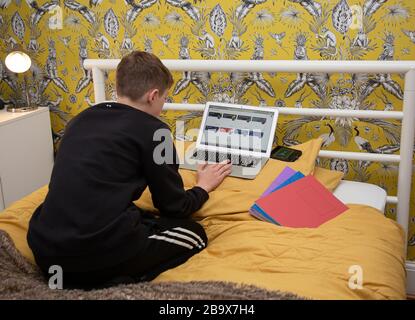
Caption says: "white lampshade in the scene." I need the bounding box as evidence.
[5,51,32,73]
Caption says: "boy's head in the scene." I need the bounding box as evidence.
[116,51,173,115]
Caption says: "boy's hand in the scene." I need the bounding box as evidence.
[195,161,232,193]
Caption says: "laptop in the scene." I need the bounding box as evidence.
[179,102,279,179]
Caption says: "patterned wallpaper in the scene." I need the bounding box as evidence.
[0,0,414,259]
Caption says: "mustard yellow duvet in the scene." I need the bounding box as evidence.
[0,139,406,299]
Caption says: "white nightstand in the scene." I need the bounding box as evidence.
[0,107,54,211]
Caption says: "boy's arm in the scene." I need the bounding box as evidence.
[142,126,209,218]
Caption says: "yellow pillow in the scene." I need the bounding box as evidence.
[313,166,344,191]
[0,186,48,265]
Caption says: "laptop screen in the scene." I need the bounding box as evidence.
[200,105,275,153]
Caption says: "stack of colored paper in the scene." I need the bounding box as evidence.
[250,166,348,228]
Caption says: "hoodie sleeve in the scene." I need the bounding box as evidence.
[142,124,209,218]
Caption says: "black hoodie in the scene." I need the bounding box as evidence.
[27,102,208,272]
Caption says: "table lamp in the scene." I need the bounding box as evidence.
[4,51,37,113]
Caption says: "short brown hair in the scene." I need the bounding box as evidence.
[116,51,174,101]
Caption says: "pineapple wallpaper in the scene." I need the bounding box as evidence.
[0,0,414,259]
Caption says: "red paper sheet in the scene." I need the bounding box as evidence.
[255,175,348,228]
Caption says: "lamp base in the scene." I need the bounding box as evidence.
[7,106,38,113]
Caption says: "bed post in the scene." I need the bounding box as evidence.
[397,69,415,252]
[91,67,106,104]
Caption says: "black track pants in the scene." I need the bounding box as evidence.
[40,214,207,290]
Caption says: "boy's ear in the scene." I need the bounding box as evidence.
[147,89,159,103]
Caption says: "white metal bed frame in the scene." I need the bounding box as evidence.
[84,59,415,293]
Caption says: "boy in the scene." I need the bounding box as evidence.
[27,51,232,289]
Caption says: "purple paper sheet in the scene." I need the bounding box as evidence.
[260,166,296,198]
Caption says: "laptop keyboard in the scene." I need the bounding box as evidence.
[191,150,261,167]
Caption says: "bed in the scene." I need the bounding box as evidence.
[0,59,414,300]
